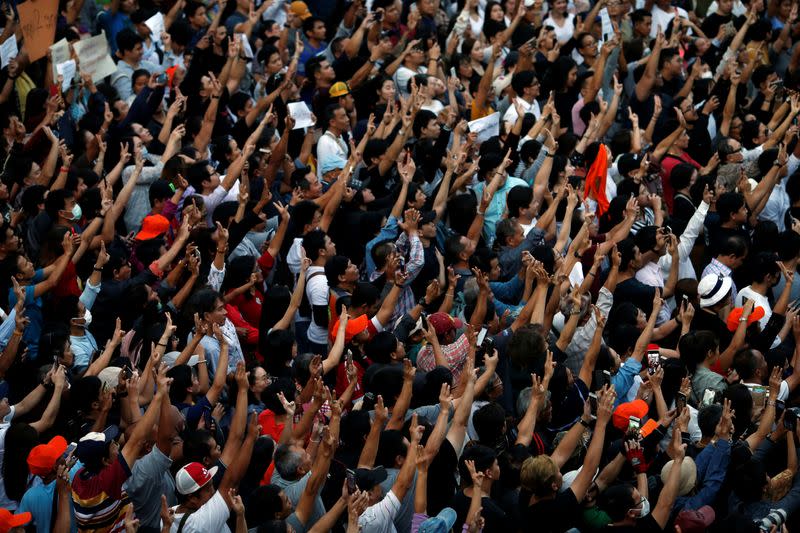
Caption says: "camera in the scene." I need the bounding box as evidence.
[756,509,787,532]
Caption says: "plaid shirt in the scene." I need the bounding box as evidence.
[416,333,470,382]
[371,231,425,322]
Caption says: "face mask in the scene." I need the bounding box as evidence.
[74,308,92,327]
[631,497,650,518]
[68,203,82,221]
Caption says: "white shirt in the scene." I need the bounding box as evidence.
[316,131,348,178]
[734,286,772,329]
[305,265,330,345]
[169,491,231,533]
[358,490,401,533]
[649,5,689,38]
[543,13,576,44]
[502,98,541,131]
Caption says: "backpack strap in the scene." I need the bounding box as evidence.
[176,510,195,533]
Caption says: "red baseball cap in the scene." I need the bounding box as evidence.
[427,312,463,337]
[175,462,218,495]
[135,214,170,241]
[726,306,765,331]
[0,509,31,533]
[612,399,659,437]
[27,435,68,476]
[674,505,715,532]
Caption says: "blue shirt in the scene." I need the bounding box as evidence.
[471,176,528,247]
[97,11,132,54]
[18,475,79,533]
[8,269,45,361]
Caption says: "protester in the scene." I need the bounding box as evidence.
[2,0,800,531]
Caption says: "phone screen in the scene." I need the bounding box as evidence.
[346,469,357,493]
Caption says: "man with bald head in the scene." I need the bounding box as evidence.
[124,393,185,533]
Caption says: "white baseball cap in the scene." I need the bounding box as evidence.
[175,462,218,495]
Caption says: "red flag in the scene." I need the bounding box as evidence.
[584,144,609,215]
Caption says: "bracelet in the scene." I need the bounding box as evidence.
[545,152,554,157]
[157,342,168,347]
[93,267,103,272]
[60,167,70,173]
[217,248,226,254]
[212,95,220,99]
[587,271,596,277]
[767,400,777,407]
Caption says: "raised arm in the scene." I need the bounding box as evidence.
[219,362,250,467]
[121,363,168,468]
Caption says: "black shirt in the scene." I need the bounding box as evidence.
[451,489,512,532]
[520,487,582,532]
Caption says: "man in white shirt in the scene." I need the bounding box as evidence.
[301,229,336,354]
[358,422,422,533]
[186,149,250,226]
[649,0,690,38]
[734,348,800,402]
[393,44,428,98]
[502,71,542,131]
[734,253,783,329]
[316,104,350,178]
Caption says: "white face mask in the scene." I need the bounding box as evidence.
[631,497,650,518]
[74,308,92,327]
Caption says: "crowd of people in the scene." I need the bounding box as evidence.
[3,0,800,530]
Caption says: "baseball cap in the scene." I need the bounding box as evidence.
[136,214,170,241]
[329,81,351,98]
[163,351,200,368]
[75,426,120,464]
[0,509,31,533]
[332,314,370,343]
[427,312,463,337]
[617,153,642,178]
[354,466,388,491]
[492,74,512,96]
[612,400,658,437]
[674,505,715,532]
[175,462,219,495]
[697,274,733,308]
[661,456,697,496]
[418,507,457,533]
[726,306,765,331]
[27,435,68,476]
[289,1,312,19]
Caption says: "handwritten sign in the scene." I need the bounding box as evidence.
[18,0,59,62]
[56,59,76,91]
[287,102,314,130]
[468,112,500,144]
[0,36,17,68]
[145,12,164,43]
[72,31,116,83]
[49,38,70,77]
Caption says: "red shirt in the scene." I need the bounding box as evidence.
[659,152,700,213]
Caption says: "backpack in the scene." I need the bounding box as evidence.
[298,271,326,319]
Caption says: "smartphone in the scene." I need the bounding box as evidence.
[676,391,687,413]
[374,9,383,22]
[627,416,641,436]
[776,399,786,420]
[663,225,672,235]
[749,385,768,410]
[345,349,353,367]
[786,408,798,430]
[49,83,59,97]
[346,469,357,493]
[156,72,168,85]
[61,442,77,460]
[589,392,598,417]
[121,367,132,381]
[450,66,457,79]
[647,349,660,375]
[476,327,488,347]
[480,335,494,359]
[593,369,612,389]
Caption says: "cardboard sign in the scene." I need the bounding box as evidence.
[145,12,164,43]
[468,112,500,144]
[288,101,314,129]
[56,59,76,91]
[18,0,59,62]
[0,36,17,68]
[72,31,116,83]
[49,38,70,78]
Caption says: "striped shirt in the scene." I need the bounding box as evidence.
[71,456,132,533]
[416,333,470,382]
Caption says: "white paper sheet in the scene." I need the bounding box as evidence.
[0,37,17,68]
[145,12,165,43]
[288,101,314,130]
[468,112,500,144]
[56,60,76,91]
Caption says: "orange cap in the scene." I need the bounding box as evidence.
[27,435,68,476]
[136,214,170,241]
[726,306,765,331]
[332,314,370,343]
[0,509,31,533]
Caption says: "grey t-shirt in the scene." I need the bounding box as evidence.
[124,446,176,530]
[271,470,325,529]
[379,468,416,533]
